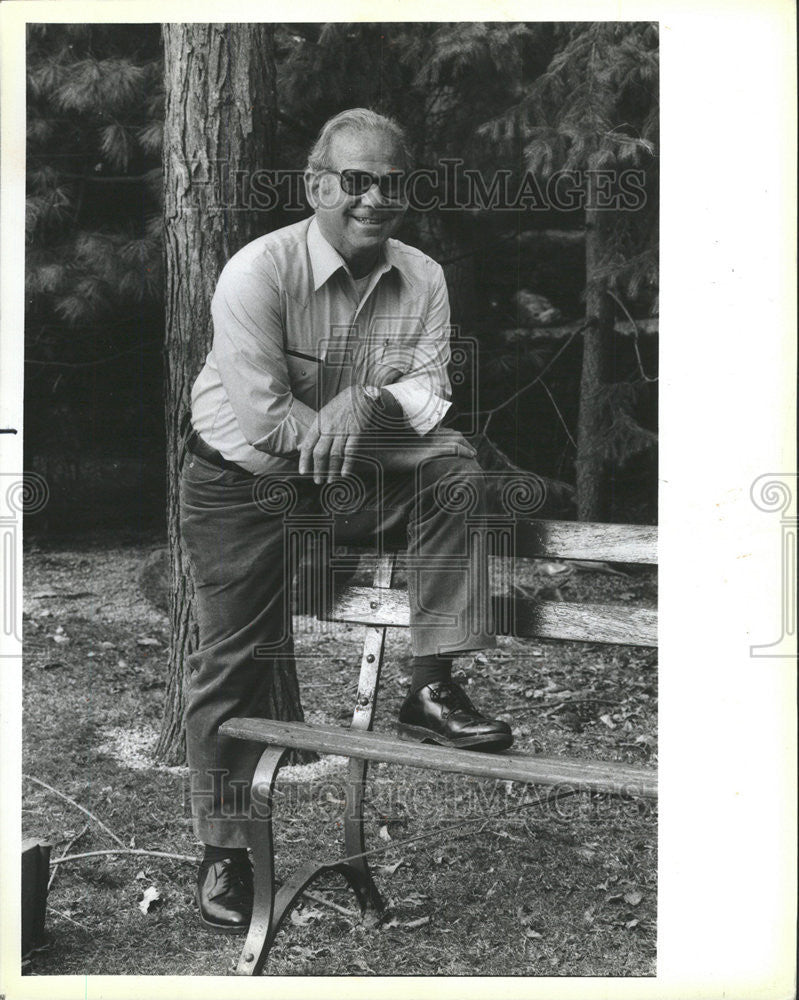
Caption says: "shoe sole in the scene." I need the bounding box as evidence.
[396,722,513,753]
[195,887,251,935]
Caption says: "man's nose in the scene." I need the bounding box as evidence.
[361,182,394,209]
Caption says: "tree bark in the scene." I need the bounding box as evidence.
[156,23,304,764]
[575,204,615,522]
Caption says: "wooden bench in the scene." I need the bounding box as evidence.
[220,519,658,975]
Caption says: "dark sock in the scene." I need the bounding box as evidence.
[410,654,453,693]
[202,844,247,865]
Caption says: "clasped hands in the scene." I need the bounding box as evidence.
[298,385,378,484]
[298,384,476,485]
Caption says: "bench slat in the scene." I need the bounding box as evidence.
[325,588,657,647]
[220,718,657,799]
[515,520,657,564]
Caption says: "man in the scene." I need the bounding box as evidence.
[181,108,513,933]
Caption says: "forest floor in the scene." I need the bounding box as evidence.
[21,538,657,979]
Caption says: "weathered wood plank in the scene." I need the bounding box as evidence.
[516,518,658,565]
[343,522,657,564]
[505,598,657,647]
[220,719,657,798]
[325,588,657,647]
[513,520,657,564]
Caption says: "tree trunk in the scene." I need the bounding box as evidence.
[156,23,304,764]
[575,204,615,522]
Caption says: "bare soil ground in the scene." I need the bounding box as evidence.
[22,542,657,978]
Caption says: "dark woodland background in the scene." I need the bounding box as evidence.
[24,22,659,540]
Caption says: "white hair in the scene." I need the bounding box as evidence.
[306,108,412,172]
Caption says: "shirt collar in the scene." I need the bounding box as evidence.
[307,215,410,292]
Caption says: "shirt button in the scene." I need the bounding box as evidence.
[301,370,306,376]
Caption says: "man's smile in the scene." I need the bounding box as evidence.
[349,213,395,227]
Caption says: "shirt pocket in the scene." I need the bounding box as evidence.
[368,314,425,378]
[285,351,321,407]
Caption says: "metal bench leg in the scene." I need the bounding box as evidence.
[235,744,290,976]
[344,625,389,918]
[342,555,396,917]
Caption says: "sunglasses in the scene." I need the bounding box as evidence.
[324,168,407,201]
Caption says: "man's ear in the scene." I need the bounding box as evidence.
[304,169,320,209]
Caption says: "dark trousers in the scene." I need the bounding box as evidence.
[180,437,495,846]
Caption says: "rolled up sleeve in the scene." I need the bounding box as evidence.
[383,263,452,435]
[211,255,316,457]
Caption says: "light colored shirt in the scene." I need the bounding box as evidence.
[191,215,453,474]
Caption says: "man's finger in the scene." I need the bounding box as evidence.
[326,446,345,482]
[340,435,360,479]
[299,429,320,476]
[312,439,330,485]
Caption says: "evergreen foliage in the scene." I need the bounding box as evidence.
[476,22,659,481]
[25,24,164,484]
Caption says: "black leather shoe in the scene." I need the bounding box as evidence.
[397,680,514,752]
[196,856,253,934]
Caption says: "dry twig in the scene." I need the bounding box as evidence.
[23,774,126,848]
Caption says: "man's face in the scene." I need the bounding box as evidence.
[306,128,408,271]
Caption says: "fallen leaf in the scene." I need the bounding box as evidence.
[377,859,405,876]
[623,890,643,906]
[100,641,115,649]
[136,637,161,647]
[138,885,161,914]
[135,870,147,881]
[290,907,323,927]
[378,825,392,842]
[525,928,543,939]
[599,714,616,729]
[625,918,640,930]
[50,634,70,645]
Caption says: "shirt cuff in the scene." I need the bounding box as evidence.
[253,396,316,457]
[383,382,451,436]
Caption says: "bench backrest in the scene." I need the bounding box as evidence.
[324,519,658,648]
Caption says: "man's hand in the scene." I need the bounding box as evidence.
[298,386,376,484]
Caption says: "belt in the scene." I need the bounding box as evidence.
[185,429,254,477]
